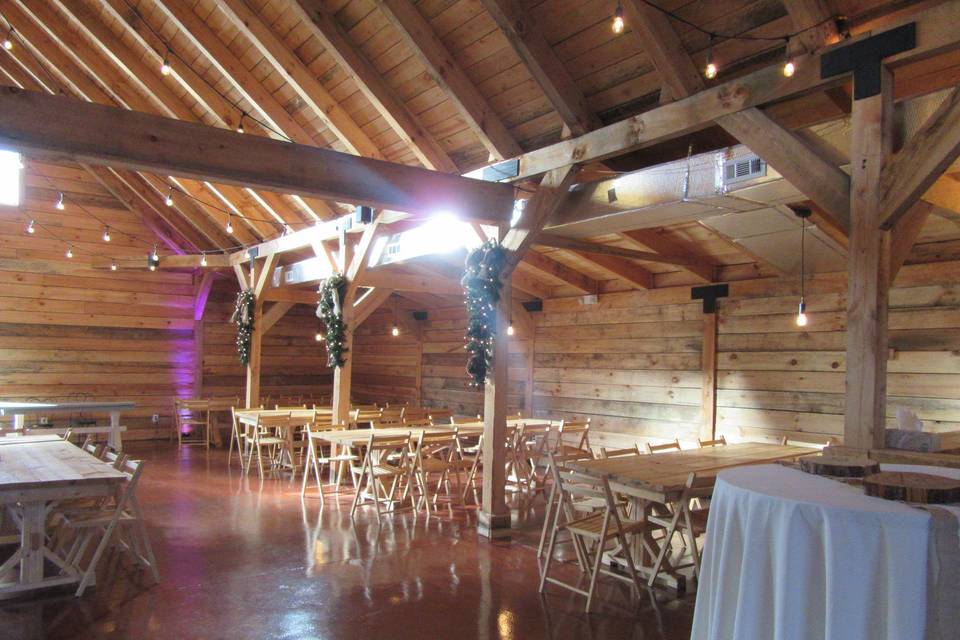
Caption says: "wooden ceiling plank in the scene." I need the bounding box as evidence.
[782,0,840,53]
[216,0,383,160]
[374,0,521,160]
[0,89,516,225]
[519,250,597,294]
[619,229,717,282]
[478,0,601,136]
[571,251,654,289]
[292,0,458,172]
[536,233,708,269]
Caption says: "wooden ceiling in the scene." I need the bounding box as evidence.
[2,0,959,301]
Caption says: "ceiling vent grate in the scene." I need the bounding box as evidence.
[723,155,766,185]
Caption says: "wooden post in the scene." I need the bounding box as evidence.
[844,67,893,450]
[331,227,355,426]
[414,319,423,407]
[245,303,263,408]
[701,312,718,441]
[479,279,512,538]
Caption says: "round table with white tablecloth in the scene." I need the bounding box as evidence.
[690,464,960,640]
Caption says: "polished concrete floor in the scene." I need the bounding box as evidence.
[1,443,696,639]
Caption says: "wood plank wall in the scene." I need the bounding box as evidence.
[201,280,332,404]
[0,162,196,441]
[349,260,960,450]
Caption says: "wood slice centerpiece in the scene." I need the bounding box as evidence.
[863,472,960,504]
[799,454,881,478]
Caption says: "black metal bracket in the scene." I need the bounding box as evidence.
[820,23,916,100]
[692,284,729,314]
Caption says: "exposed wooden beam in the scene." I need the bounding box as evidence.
[497,2,960,181]
[261,301,294,334]
[510,269,553,299]
[701,311,718,440]
[782,0,840,52]
[923,174,960,216]
[0,89,515,224]
[215,0,382,160]
[519,251,597,294]
[619,229,716,282]
[292,0,458,172]
[536,233,707,269]
[374,0,521,160]
[889,200,934,280]
[620,0,702,101]
[478,0,601,135]
[879,88,960,229]
[354,288,394,326]
[572,251,654,289]
[503,166,579,273]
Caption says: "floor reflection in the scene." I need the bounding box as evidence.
[0,443,696,639]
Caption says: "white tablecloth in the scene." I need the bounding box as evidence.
[691,464,960,640]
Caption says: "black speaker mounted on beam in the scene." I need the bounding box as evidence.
[354,205,375,225]
[412,311,428,321]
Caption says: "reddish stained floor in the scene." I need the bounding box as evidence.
[1,443,696,639]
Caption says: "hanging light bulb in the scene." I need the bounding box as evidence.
[151,244,159,261]
[236,112,245,134]
[200,252,208,267]
[165,188,174,207]
[783,59,796,77]
[102,226,111,242]
[160,49,172,76]
[794,207,812,329]
[3,29,14,51]
[225,215,234,234]
[704,35,718,79]
[55,192,65,210]
[65,246,74,258]
[796,299,808,327]
[315,330,324,342]
[391,324,399,337]
[507,323,515,336]
[110,260,118,271]
[149,262,156,272]
[611,2,624,34]
[27,219,35,234]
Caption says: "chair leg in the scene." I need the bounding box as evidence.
[648,506,683,588]
[683,505,701,578]
[584,515,611,612]
[538,481,558,558]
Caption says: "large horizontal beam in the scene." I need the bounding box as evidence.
[535,234,706,269]
[0,88,515,224]
[491,2,960,181]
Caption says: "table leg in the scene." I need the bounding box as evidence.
[109,411,122,451]
[13,413,25,432]
[19,502,45,584]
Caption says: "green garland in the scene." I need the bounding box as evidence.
[232,289,256,366]
[461,240,507,386]
[317,273,348,368]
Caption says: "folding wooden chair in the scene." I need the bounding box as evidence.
[402,407,430,423]
[350,433,416,522]
[227,406,246,469]
[555,419,591,455]
[461,433,484,503]
[540,454,645,612]
[245,413,290,477]
[515,422,552,494]
[301,423,359,503]
[645,438,681,454]
[428,408,454,425]
[174,400,210,449]
[600,445,643,458]
[410,429,462,512]
[537,449,596,558]
[646,472,713,585]
[698,436,727,448]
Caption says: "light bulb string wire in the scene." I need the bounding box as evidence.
[118,0,295,144]
[637,0,840,45]
[799,214,806,302]
[2,21,65,96]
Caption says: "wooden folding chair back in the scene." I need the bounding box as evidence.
[646,438,681,454]
[245,413,290,477]
[600,444,642,458]
[646,472,715,585]
[175,399,211,449]
[403,418,433,429]
[428,408,454,425]
[556,419,591,454]
[350,433,415,521]
[537,449,596,557]
[517,422,552,493]
[379,406,404,422]
[301,423,359,501]
[411,429,462,511]
[82,436,105,459]
[698,436,727,448]
[402,407,429,423]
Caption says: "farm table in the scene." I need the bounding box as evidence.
[0,437,127,597]
[233,407,331,428]
[566,442,815,591]
[0,401,134,451]
[309,424,485,447]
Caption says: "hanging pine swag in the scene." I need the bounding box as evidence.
[461,240,508,386]
[317,273,348,368]
[231,289,256,366]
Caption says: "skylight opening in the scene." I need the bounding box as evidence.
[0,150,22,207]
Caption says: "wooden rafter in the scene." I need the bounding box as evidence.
[0,89,516,224]
[292,0,458,172]
[519,251,597,294]
[619,229,717,283]
[536,234,711,270]
[374,0,521,161]
[571,252,653,290]
[478,0,600,136]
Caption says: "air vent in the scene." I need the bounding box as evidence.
[723,155,766,185]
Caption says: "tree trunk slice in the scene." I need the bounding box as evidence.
[799,454,880,478]
[863,472,960,504]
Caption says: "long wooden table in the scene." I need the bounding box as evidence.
[310,424,485,446]
[0,437,127,597]
[0,401,134,451]
[566,442,816,592]
[233,407,331,428]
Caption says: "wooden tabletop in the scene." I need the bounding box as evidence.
[451,418,542,430]
[0,401,135,414]
[310,425,484,445]
[568,442,816,502]
[234,408,332,424]
[0,434,63,445]
[0,439,126,493]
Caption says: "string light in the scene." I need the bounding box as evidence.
[225,215,234,234]
[165,188,174,206]
[160,50,172,76]
[151,244,159,261]
[612,2,624,34]
[102,226,111,242]
[782,39,795,77]
[507,323,515,336]
[65,246,73,259]
[200,252,208,267]
[704,36,718,79]
[111,260,118,271]
[315,330,324,342]
[2,29,12,51]
[55,192,65,210]
[236,112,245,134]
[27,219,35,234]
[391,324,399,337]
